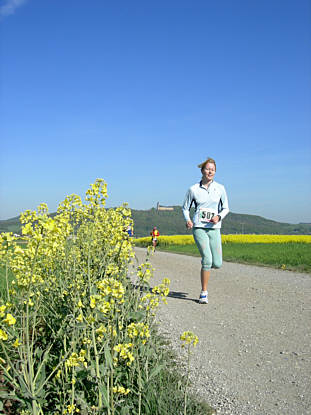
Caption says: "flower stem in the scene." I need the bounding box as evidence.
[184,345,191,415]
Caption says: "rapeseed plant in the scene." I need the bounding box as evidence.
[127,322,150,344]
[180,331,199,415]
[180,331,199,348]
[0,180,206,415]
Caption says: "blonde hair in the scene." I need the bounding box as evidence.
[198,157,216,172]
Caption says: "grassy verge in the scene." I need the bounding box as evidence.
[135,335,214,415]
[151,243,311,273]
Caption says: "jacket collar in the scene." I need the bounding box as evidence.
[199,179,214,188]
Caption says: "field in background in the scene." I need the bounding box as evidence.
[134,235,311,273]
[2,208,311,236]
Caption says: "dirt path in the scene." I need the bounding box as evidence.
[133,248,311,415]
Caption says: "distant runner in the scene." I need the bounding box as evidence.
[182,157,229,304]
[150,227,160,249]
[127,225,134,237]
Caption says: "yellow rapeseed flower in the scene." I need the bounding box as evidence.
[98,301,111,314]
[113,385,130,395]
[96,325,106,335]
[139,293,159,310]
[152,278,170,299]
[2,313,16,326]
[127,322,150,344]
[14,245,24,255]
[137,262,154,282]
[65,350,87,369]
[113,343,134,366]
[86,314,96,324]
[0,305,6,318]
[21,223,34,236]
[97,278,125,300]
[76,313,83,322]
[0,329,8,341]
[63,404,80,414]
[43,218,58,233]
[13,338,21,348]
[90,296,96,308]
[180,331,199,348]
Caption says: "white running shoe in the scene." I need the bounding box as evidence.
[198,291,208,304]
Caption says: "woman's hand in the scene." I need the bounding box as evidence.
[186,220,193,229]
[211,215,220,224]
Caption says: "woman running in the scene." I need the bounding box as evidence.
[182,157,229,304]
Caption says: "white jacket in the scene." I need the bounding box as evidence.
[182,180,229,229]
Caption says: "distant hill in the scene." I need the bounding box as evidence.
[0,216,21,234]
[1,207,311,237]
[131,207,311,237]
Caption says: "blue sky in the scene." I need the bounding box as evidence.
[1,0,310,224]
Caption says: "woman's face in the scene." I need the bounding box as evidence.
[202,162,216,181]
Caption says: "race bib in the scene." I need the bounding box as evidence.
[199,208,217,223]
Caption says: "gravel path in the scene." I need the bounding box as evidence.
[133,248,311,415]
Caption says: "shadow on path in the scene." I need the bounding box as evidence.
[130,281,198,303]
[168,290,198,303]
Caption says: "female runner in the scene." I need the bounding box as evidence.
[182,158,229,304]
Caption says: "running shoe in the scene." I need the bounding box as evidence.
[198,292,208,304]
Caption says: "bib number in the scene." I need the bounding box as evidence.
[199,208,217,223]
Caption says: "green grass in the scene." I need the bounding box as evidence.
[156,243,311,273]
[138,336,214,415]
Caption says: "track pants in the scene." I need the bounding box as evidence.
[193,228,222,270]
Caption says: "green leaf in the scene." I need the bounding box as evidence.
[0,391,22,403]
[104,348,113,369]
[99,363,107,376]
[143,348,156,358]
[149,364,164,380]
[128,311,145,322]
[143,400,151,414]
[89,361,96,377]
[35,361,46,390]
[121,405,131,415]
[99,383,109,408]
[76,368,88,380]
[35,347,43,359]
[0,391,11,400]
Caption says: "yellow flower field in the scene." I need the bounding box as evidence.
[135,234,311,246]
[222,234,311,243]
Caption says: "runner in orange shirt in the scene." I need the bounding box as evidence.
[150,227,160,249]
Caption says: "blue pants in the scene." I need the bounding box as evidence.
[193,228,222,271]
